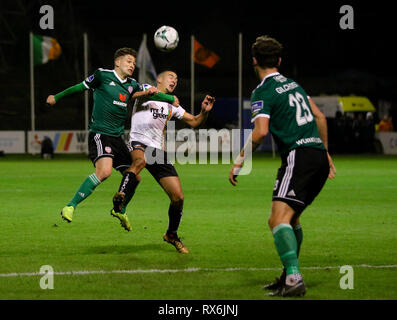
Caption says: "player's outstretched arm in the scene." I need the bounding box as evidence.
[182,95,215,128]
[46,82,86,106]
[326,152,336,179]
[309,98,328,149]
[309,98,336,179]
[131,86,159,99]
[229,117,269,186]
[131,86,177,105]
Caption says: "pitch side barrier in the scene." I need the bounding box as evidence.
[22,125,254,174]
[3,126,256,170]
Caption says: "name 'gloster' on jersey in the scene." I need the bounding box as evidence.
[250,72,325,155]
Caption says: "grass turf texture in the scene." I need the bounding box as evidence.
[0,154,396,300]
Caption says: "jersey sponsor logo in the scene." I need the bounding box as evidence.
[295,137,322,145]
[275,82,298,94]
[150,107,168,119]
[113,100,127,107]
[86,74,95,83]
[119,93,127,101]
[251,100,264,117]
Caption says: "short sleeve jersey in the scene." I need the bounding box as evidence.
[251,72,325,155]
[83,68,141,137]
[130,84,185,150]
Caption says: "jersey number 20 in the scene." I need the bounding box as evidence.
[289,92,313,126]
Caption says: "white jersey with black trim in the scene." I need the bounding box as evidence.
[129,85,185,150]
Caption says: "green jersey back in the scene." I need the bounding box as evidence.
[83,68,141,137]
[250,72,325,155]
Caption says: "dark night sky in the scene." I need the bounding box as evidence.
[1,0,395,130]
[25,1,393,76]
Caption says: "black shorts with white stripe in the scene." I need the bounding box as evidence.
[128,141,179,182]
[88,132,131,172]
[272,147,329,214]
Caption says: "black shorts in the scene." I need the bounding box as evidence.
[272,147,329,214]
[130,141,178,182]
[88,132,132,172]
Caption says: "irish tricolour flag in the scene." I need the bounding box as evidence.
[33,35,61,65]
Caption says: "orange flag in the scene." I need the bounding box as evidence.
[194,39,220,68]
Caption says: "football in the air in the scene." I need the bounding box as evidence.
[154,26,179,52]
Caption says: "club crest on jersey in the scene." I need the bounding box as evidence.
[105,146,112,154]
[128,86,133,94]
[119,93,127,101]
[251,100,263,116]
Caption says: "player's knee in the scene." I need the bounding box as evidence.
[96,168,112,181]
[268,213,283,230]
[132,157,146,170]
[268,216,275,229]
[171,193,184,208]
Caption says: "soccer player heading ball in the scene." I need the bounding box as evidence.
[46,48,176,226]
[229,36,336,297]
[111,70,215,254]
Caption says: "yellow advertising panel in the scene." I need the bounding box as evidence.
[338,96,376,112]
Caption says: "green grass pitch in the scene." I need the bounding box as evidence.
[0,153,396,300]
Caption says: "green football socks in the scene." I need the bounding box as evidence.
[293,224,303,258]
[67,173,101,208]
[272,223,300,276]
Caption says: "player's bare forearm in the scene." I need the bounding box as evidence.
[229,117,269,186]
[183,95,214,128]
[132,87,159,99]
[309,98,329,150]
[308,98,335,178]
[315,115,329,150]
[190,111,209,128]
[131,88,176,105]
[131,91,148,99]
[236,125,266,162]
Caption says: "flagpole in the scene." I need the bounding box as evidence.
[83,32,89,133]
[190,35,195,114]
[238,33,243,131]
[29,31,35,133]
[143,33,147,84]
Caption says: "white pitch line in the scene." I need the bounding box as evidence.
[0,264,396,278]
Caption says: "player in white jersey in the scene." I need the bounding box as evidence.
[129,83,186,150]
[111,70,215,253]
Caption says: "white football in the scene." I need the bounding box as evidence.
[154,26,179,52]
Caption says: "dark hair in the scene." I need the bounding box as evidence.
[114,47,137,61]
[251,36,283,69]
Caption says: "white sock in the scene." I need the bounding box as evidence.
[286,273,302,286]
